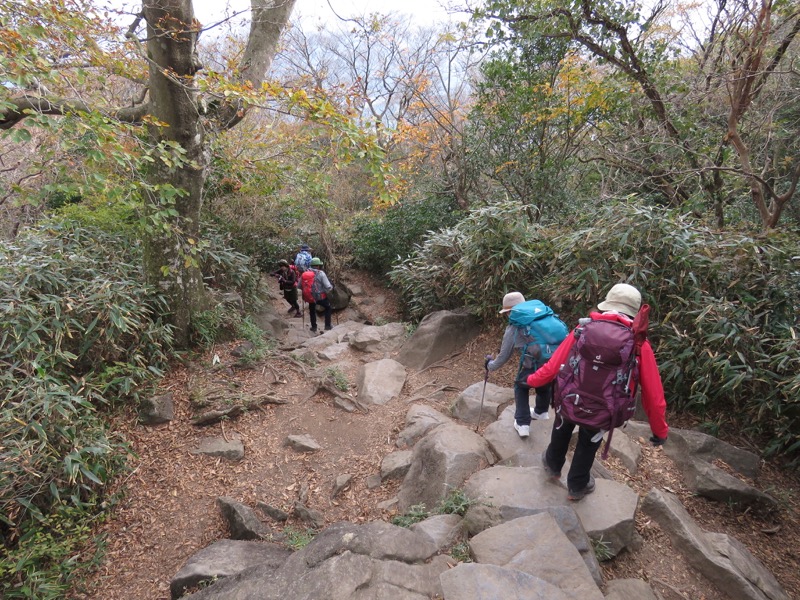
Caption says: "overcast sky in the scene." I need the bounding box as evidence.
[190,0,468,30]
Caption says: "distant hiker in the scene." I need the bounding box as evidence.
[486,292,568,439]
[294,244,312,273]
[272,259,301,317]
[529,283,669,501]
[300,257,333,333]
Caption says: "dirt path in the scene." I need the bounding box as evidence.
[73,272,800,600]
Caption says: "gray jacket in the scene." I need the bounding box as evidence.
[487,325,538,372]
[311,268,333,293]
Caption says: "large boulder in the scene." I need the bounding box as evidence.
[397,309,480,371]
[347,323,407,354]
[396,404,453,449]
[641,488,788,600]
[398,423,496,512]
[170,540,291,599]
[469,513,604,600]
[451,382,514,425]
[327,285,351,311]
[184,521,451,600]
[484,405,552,463]
[463,465,638,558]
[356,358,407,405]
[439,563,571,600]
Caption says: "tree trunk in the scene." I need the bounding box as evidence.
[142,0,208,346]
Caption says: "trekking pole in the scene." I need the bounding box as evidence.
[476,357,491,432]
[301,297,305,329]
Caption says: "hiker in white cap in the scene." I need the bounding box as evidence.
[485,292,568,438]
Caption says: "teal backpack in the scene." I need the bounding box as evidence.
[508,299,569,369]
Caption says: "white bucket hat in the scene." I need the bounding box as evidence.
[598,283,642,317]
[499,291,525,314]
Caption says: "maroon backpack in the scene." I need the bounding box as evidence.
[554,314,643,458]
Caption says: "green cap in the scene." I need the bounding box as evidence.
[310,257,323,266]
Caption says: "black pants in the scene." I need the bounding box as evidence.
[514,366,553,426]
[545,418,602,492]
[283,288,299,311]
[308,298,331,331]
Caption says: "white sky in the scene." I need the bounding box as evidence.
[190,0,469,30]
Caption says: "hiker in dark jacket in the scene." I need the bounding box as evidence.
[272,260,301,317]
[300,257,333,333]
[486,292,556,439]
[528,283,669,501]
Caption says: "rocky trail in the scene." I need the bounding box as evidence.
[74,271,800,600]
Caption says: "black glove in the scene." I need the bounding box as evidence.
[484,354,493,369]
[650,435,667,447]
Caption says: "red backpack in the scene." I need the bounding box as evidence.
[288,265,300,287]
[300,270,315,303]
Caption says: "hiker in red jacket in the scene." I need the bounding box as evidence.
[528,283,669,501]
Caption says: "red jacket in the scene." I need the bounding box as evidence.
[526,311,669,439]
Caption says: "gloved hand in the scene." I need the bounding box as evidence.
[650,435,667,447]
[484,354,493,369]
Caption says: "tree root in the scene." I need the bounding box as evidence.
[192,405,243,426]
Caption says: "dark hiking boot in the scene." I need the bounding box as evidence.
[568,476,596,501]
[287,306,296,314]
[324,326,333,331]
[541,451,561,480]
[310,327,317,333]
[293,311,302,317]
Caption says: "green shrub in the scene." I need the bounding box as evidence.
[350,194,463,275]
[389,200,554,320]
[200,229,263,309]
[541,203,800,460]
[390,199,800,462]
[0,221,173,596]
[391,504,430,528]
[283,527,316,550]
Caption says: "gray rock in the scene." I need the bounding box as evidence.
[439,563,571,600]
[256,502,289,522]
[604,578,658,600]
[251,309,288,338]
[332,474,353,499]
[463,465,638,558]
[641,488,788,600]
[356,358,407,405]
[624,421,761,478]
[366,474,383,489]
[317,342,350,361]
[396,404,453,449]
[192,436,245,461]
[398,423,496,512]
[230,341,255,357]
[469,513,604,600]
[140,392,174,425]
[462,503,602,587]
[381,451,413,481]
[285,434,321,452]
[451,381,514,425]
[485,405,552,463]
[376,497,399,511]
[397,309,481,371]
[217,497,269,540]
[410,514,463,550]
[348,323,407,353]
[327,285,351,311]
[684,457,777,510]
[606,428,641,474]
[293,502,325,529]
[186,522,451,599]
[170,539,291,599]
